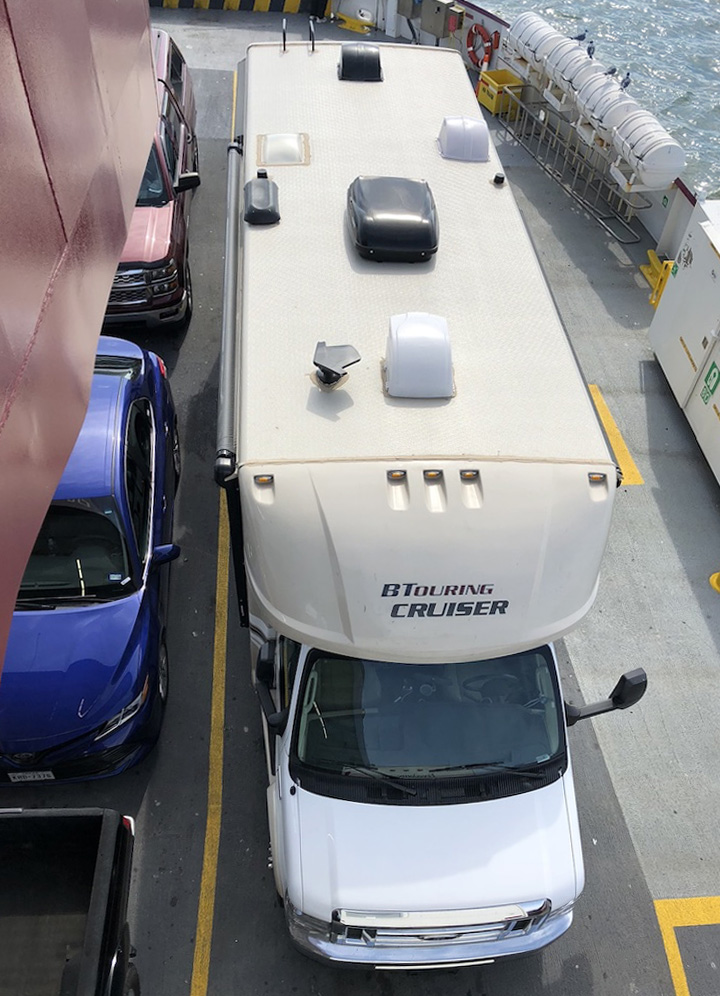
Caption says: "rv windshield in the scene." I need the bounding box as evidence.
[291,648,566,803]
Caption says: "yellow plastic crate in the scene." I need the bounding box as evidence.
[476,70,523,116]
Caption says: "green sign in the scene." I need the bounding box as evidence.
[701,362,720,404]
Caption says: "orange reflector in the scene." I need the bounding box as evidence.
[460,470,479,481]
[424,470,443,481]
[254,474,274,485]
[588,473,607,484]
[387,470,407,481]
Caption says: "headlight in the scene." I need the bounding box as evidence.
[149,260,179,297]
[285,900,332,941]
[94,675,150,740]
[546,898,575,920]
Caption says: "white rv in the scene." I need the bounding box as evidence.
[216,38,646,969]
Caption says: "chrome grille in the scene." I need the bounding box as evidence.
[333,901,551,949]
[113,268,146,287]
[109,268,150,306]
[109,287,152,305]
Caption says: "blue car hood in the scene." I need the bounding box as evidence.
[0,593,144,750]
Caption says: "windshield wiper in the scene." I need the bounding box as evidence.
[17,593,116,607]
[54,594,121,605]
[342,765,417,796]
[426,762,548,781]
[15,598,58,610]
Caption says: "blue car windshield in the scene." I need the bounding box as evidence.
[136,144,170,208]
[18,500,134,601]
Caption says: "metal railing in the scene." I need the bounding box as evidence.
[494,85,652,244]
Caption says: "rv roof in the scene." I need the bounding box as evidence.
[238,41,612,470]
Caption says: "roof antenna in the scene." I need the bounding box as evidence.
[282,17,287,51]
[312,342,361,388]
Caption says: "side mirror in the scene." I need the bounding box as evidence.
[256,640,276,688]
[174,171,201,194]
[151,543,181,569]
[256,680,287,734]
[565,668,647,727]
[267,708,289,736]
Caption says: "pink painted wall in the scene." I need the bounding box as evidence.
[0,0,158,669]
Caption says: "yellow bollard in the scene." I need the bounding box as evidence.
[709,573,720,593]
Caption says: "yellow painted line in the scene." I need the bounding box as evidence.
[224,0,241,9]
[284,0,301,11]
[195,0,211,8]
[655,896,720,996]
[189,495,229,996]
[588,384,644,485]
[255,0,271,10]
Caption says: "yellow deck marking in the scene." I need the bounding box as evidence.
[655,897,720,996]
[588,384,644,485]
[190,496,229,996]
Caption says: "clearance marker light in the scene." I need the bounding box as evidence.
[588,472,607,483]
[254,474,274,486]
[424,470,443,481]
[460,469,479,480]
[387,470,407,481]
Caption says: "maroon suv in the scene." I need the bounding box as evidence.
[104,30,199,331]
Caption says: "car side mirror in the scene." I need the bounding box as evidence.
[267,708,289,735]
[256,640,276,688]
[565,668,647,727]
[174,171,201,194]
[151,543,181,569]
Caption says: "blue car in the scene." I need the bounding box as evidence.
[0,337,180,782]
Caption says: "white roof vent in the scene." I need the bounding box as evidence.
[385,313,454,399]
[437,116,489,162]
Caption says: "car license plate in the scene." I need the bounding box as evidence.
[7,770,55,783]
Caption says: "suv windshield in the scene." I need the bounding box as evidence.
[136,144,170,208]
[291,648,566,804]
[18,500,133,602]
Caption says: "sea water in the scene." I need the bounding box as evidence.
[497,0,720,196]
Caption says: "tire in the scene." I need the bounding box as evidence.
[158,642,169,705]
[172,417,181,492]
[123,964,140,996]
[184,262,193,326]
[170,261,192,334]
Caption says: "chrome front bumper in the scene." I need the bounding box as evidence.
[286,901,573,969]
[103,289,188,328]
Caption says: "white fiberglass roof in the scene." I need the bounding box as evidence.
[238,41,612,470]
